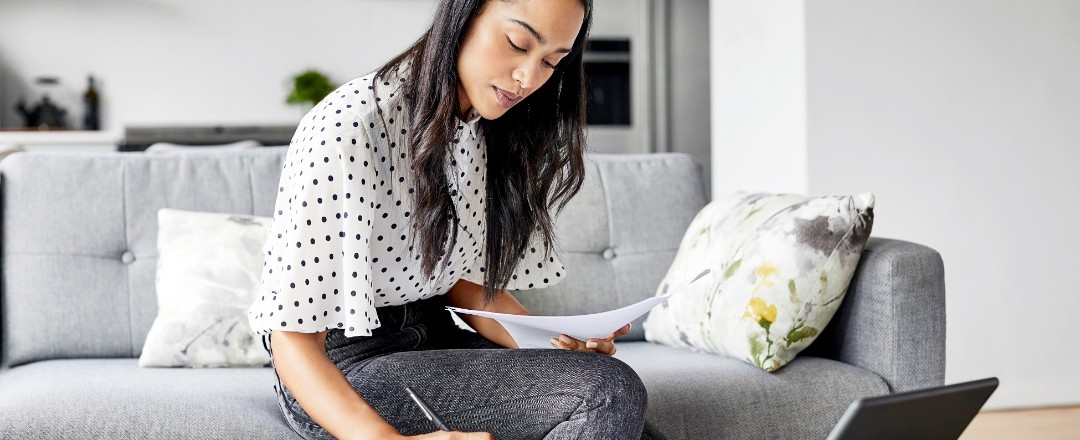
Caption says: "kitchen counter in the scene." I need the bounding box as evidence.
[0,129,123,153]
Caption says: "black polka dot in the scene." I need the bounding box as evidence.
[252,69,564,338]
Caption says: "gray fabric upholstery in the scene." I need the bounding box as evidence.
[0,359,293,439]
[0,149,704,366]
[801,238,947,393]
[0,149,286,367]
[615,342,890,440]
[513,153,710,341]
[0,147,946,439]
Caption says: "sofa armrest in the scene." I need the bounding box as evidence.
[803,237,946,393]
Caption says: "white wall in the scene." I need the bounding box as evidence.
[712,0,1080,410]
[709,0,807,197]
[0,0,437,131]
[807,0,1080,410]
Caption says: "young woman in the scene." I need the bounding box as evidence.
[248,0,663,438]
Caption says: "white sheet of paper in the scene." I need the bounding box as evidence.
[446,269,711,349]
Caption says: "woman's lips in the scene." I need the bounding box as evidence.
[494,87,522,108]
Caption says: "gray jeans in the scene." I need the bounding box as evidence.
[264,293,666,440]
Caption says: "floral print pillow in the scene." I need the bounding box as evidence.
[642,192,875,372]
[139,208,273,368]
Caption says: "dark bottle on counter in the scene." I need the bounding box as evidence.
[82,74,100,130]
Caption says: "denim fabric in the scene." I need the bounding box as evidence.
[263,294,665,440]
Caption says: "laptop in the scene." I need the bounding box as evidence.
[826,377,999,440]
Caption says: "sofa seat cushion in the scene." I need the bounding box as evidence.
[0,346,890,440]
[615,341,890,440]
[0,359,294,439]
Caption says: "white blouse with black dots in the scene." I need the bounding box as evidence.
[247,67,567,338]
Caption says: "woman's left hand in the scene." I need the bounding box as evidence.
[550,323,632,356]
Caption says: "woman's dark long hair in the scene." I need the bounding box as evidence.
[376,0,592,307]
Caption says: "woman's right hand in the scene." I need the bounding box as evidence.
[404,431,494,439]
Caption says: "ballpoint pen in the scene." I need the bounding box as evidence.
[404,384,451,432]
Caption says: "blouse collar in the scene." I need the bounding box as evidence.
[457,108,482,141]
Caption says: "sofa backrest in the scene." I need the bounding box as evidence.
[0,147,707,368]
[517,154,709,340]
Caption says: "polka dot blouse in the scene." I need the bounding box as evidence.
[247,66,567,338]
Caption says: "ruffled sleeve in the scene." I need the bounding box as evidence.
[248,103,382,337]
[504,228,568,291]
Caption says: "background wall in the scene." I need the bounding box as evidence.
[0,0,709,173]
[807,0,1080,410]
[709,1,807,196]
[0,0,436,130]
[712,0,1080,410]
[667,0,713,198]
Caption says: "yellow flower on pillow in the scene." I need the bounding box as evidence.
[752,263,778,293]
[743,297,777,329]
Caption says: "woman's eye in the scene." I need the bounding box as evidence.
[506,35,558,69]
[506,36,526,52]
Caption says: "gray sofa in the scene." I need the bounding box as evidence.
[0,147,945,439]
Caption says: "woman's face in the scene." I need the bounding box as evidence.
[457,0,585,121]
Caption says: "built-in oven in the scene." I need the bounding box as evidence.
[584,0,666,155]
[584,39,632,127]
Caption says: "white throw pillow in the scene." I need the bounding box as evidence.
[139,208,272,367]
[643,192,875,372]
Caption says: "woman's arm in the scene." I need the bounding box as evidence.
[270,330,401,440]
[446,278,530,349]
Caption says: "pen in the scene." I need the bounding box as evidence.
[404,384,451,432]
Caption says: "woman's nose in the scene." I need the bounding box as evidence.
[512,63,540,91]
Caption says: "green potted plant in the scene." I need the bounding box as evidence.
[286,69,334,114]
